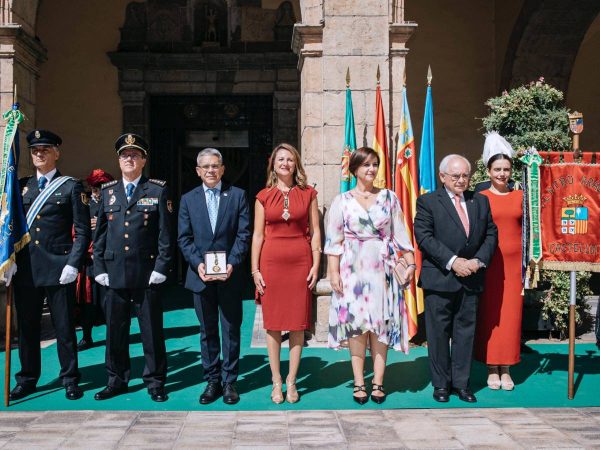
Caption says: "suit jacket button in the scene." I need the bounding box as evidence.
[35,227,40,232]
[143,221,148,226]
[36,215,41,219]
[126,210,131,215]
[124,233,129,238]
[125,221,129,226]
[125,246,130,251]
[150,255,155,259]
[35,240,39,245]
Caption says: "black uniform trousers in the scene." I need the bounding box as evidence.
[14,283,80,387]
[424,288,479,390]
[104,287,166,389]
[193,282,243,384]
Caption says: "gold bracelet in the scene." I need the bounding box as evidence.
[251,269,260,275]
[312,247,322,252]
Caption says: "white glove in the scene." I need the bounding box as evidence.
[149,271,167,285]
[95,273,110,287]
[59,265,79,285]
[1,263,17,287]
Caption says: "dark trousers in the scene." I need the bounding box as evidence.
[424,289,479,390]
[14,283,80,387]
[194,283,243,384]
[596,300,600,342]
[80,281,106,341]
[104,287,166,389]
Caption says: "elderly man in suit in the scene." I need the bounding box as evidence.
[178,148,251,405]
[10,129,91,401]
[414,154,497,403]
[93,133,173,402]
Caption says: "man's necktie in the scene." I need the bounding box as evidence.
[126,183,134,202]
[38,176,47,191]
[207,188,218,232]
[454,194,470,236]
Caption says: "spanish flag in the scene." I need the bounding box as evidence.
[372,69,391,189]
[394,85,424,339]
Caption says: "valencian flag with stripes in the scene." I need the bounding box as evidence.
[372,67,391,189]
[419,66,436,194]
[394,84,424,339]
[0,103,30,285]
[340,70,357,193]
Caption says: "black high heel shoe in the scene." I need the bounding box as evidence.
[371,384,386,404]
[353,385,368,405]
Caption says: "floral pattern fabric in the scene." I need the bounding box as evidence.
[324,189,413,353]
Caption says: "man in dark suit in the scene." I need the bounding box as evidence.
[178,148,250,405]
[10,129,91,401]
[414,154,497,403]
[93,133,173,402]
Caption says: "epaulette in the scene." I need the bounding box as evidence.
[149,178,166,187]
[101,180,118,189]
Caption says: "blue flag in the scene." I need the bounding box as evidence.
[419,85,436,194]
[0,104,30,285]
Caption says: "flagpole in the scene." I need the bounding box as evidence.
[4,84,18,407]
[4,284,12,407]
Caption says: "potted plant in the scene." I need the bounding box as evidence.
[474,78,591,338]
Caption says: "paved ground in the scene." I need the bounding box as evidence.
[1,408,600,449]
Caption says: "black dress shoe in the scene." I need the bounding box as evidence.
[149,387,168,402]
[200,382,223,404]
[9,384,36,401]
[65,383,83,400]
[77,338,94,351]
[353,385,368,405]
[370,384,386,404]
[453,387,477,403]
[94,385,128,400]
[223,383,240,405]
[433,387,450,403]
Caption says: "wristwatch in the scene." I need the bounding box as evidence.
[475,258,486,269]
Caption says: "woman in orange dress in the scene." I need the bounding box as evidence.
[474,150,523,391]
[251,143,321,404]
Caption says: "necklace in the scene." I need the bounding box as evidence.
[279,185,294,221]
[353,188,374,199]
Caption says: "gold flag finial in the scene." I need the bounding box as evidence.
[376,65,380,84]
[427,65,433,85]
[13,84,17,105]
[346,67,350,88]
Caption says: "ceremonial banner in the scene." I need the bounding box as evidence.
[340,85,357,193]
[0,104,30,284]
[394,87,424,339]
[539,162,600,272]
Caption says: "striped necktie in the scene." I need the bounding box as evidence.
[207,188,218,232]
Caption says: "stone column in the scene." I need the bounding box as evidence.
[293,0,417,342]
[0,23,46,334]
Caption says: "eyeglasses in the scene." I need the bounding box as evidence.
[119,154,143,160]
[197,164,222,171]
[444,172,470,182]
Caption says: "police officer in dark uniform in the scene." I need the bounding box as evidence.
[10,129,91,401]
[93,133,173,402]
[76,169,114,351]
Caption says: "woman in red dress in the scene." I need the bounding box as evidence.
[474,152,523,391]
[251,143,321,404]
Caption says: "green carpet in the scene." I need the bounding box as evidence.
[2,286,599,411]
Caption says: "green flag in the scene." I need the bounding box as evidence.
[340,86,357,192]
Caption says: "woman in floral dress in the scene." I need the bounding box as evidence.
[325,147,416,404]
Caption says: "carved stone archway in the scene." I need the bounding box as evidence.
[501,0,600,93]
